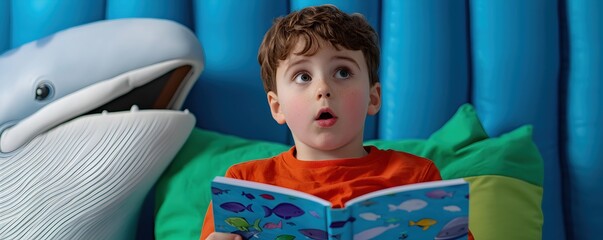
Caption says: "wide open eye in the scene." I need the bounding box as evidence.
[294,72,312,84]
[335,68,352,79]
[35,82,54,101]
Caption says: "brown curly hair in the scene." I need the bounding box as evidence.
[258,4,380,93]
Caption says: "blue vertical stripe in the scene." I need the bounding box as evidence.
[564,1,603,239]
[380,0,469,139]
[11,0,104,47]
[106,0,194,30]
[0,0,9,53]
[290,0,380,32]
[470,0,564,239]
[184,0,290,143]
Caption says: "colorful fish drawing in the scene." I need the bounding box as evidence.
[359,200,377,207]
[359,212,381,221]
[384,217,403,223]
[220,202,253,213]
[225,217,262,232]
[353,223,399,240]
[329,216,356,228]
[426,189,454,199]
[263,220,282,230]
[388,199,427,212]
[298,229,328,240]
[309,210,321,219]
[434,216,468,240]
[242,191,255,200]
[260,194,275,200]
[443,205,462,212]
[262,203,305,219]
[409,218,437,231]
[211,187,229,195]
[231,230,260,240]
[275,234,296,240]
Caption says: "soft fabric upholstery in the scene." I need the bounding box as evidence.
[155,104,544,240]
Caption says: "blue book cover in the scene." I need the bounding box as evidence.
[211,176,469,240]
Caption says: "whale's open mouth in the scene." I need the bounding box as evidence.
[1,62,197,153]
[87,65,192,114]
[0,18,205,154]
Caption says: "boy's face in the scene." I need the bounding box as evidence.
[267,39,381,156]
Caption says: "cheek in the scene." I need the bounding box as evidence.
[281,95,309,122]
[341,89,370,120]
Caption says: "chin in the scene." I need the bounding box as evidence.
[309,138,357,152]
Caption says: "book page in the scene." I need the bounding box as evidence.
[211,176,332,239]
[345,178,469,240]
[345,178,467,206]
[213,176,331,205]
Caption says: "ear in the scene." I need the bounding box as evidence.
[267,91,286,124]
[367,82,381,115]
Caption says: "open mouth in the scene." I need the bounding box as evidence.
[1,63,196,153]
[0,18,205,154]
[317,112,334,120]
[315,109,337,127]
[87,65,192,114]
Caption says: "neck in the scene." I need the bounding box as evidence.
[294,141,367,161]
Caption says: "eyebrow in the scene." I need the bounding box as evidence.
[284,55,361,76]
[332,55,361,70]
[284,58,310,77]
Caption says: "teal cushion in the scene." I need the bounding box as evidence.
[155,103,544,240]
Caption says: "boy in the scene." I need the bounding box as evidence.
[202,5,472,240]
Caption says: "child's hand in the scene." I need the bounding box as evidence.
[205,232,242,240]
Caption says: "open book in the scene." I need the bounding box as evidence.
[211,176,469,240]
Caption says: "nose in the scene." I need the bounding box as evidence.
[317,91,331,99]
[316,79,332,99]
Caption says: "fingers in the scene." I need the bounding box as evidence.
[205,232,242,240]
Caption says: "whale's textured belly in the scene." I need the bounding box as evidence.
[0,110,194,239]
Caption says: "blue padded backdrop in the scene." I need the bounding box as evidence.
[469,0,564,238]
[10,0,105,47]
[186,0,290,143]
[564,1,603,239]
[0,0,7,51]
[379,0,469,139]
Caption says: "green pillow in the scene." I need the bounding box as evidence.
[155,103,544,240]
[367,104,544,239]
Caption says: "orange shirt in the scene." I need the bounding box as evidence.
[200,146,473,239]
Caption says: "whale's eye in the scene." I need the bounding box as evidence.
[35,82,53,101]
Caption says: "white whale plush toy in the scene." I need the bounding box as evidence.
[0,18,204,239]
